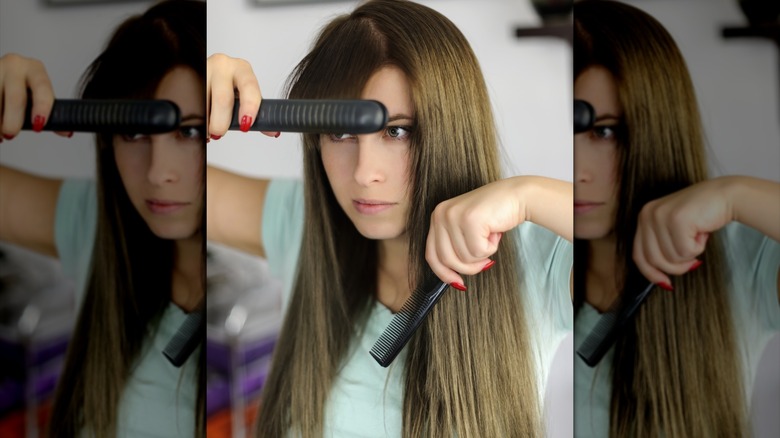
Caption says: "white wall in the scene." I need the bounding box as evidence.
[0,0,157,178]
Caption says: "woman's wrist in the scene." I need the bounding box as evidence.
[717,175,780,241]
[509,175,573,241]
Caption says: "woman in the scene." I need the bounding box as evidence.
[207,0,572,436]
[0,1,205,436]
[573,1,780,437]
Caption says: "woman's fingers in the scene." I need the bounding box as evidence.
[0,54,55,138]
[233,60,261,134]
[425,199,507,290]
[633,188,721,289]
[207,54,278,140]
[207,54,238,138]
[425,225,467,288]
[26,59,55,133]
[633,224,674,286]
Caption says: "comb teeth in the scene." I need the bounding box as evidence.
[163,309,204,368]
[370,279,449,367]
[576,281,654,367]
[576,308,620,367]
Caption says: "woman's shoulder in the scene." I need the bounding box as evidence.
[54,179,98,284]
[720,222,780,276]
[514,222,573,334]
[720,222,780,332]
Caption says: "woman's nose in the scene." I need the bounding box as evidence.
[352,135,386,186]
[147,135,180,185]
[574,134,593,183]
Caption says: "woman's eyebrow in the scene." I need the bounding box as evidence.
[594,114,621,123]
[181,114,206,122]
[388,114,415,123]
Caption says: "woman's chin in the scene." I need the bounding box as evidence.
[353,223,405,241]
[145,223,201,242]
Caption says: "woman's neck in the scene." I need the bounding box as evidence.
[377,236,411,313]
[171,233,204,312]
[585,234,620,312]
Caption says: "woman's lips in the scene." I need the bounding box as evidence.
[574,201,604,214]
[353,199,396,215]
[146,199,189,214]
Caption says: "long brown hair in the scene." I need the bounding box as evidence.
[574,1,746,436]
[256,0,542,436]
[48,1,206,436]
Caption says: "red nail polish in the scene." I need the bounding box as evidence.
[240,115,253,132]
[450,282,467,291]
[274,132,280,138]
[2,134,14,140]
[658,282,674,291]
[481,260,496,272]
[688,260,703,272]
[211,134,221,140]
[33,115,46,132]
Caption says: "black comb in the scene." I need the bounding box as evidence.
[229,99,388,134]
[23,99,180,133]
[370,277,449,367]
[576,281,655,367]
[163,307,204,368]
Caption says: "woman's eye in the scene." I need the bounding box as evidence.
[386,125,412,140]
[120,133,148,142]
[591,124,619,141]
[179,125,206,141]
[328,133,356,142]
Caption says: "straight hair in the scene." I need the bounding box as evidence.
[48,1,206,436]
[574,1,747,436]
[256,0,542,436]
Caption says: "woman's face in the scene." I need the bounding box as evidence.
[573,65,622,240]
[113,66,205,240]
[320,65,414,241]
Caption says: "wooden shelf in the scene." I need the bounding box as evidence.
[515,24,572,44]
[722,23,780,45]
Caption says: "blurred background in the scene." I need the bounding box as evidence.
[1,0,777,437]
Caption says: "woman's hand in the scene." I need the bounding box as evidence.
[0,54,69,140]
[206,53,278,140]
[633,176,780,288]
[426,176,573,289]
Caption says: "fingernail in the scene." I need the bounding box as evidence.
[33,115,46,132]
[240,115,253,132]
[450,282,467,291]
[211,134,221,140]
[687,260,703,272]
[2,134,14,140]
[658,282,674,291]
[274,132,281,138]
[66,132,73,138]
[481,260,496,272]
